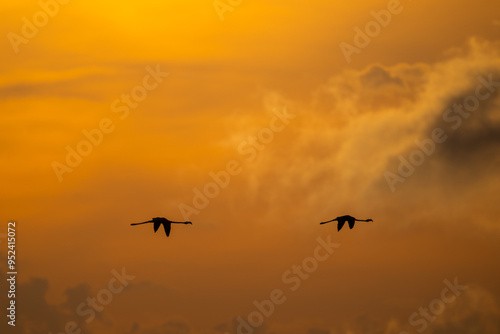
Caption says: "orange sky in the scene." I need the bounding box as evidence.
[1,1,500,334]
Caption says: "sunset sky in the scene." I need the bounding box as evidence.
[1,0,500,333]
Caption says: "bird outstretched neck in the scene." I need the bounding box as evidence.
[130,221,152,226]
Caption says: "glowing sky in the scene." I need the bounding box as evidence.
[1,0,500,333]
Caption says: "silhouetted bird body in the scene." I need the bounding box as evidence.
[131,217,191,237]
[320,215,373,231]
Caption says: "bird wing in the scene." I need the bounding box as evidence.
[163,223,171,237]
[154,221,161,232]
[337,220,346,231]
[348,220,355,229]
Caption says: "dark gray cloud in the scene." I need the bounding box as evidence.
[13,276,123,334]
[359,66,404,89]
[380,69,500,197]
[16,277,67,333]
[11,276,179,334]
[437,90,500,164]
[414,74,500,185]
[62,283,92,312]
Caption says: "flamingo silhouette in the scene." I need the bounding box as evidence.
[320,215,373,231]
[131,217,192,237]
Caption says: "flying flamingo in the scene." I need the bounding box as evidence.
[320,215,373,231]
[131,217,192,237]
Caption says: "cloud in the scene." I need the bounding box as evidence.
[126,280,178,295]
[359,66,404,89]
[214,322,229,332]
[307,328,330,334]
[0,66,118,101]
[126,322,140,334]
[311,62,427,117]
[62,283,112,327]
[15,276,122,334]
[5,273,186,334]
[130,319,191,334]
[337,314,387,334]
[62,283,92,312]
[217,38,500,229]
[427,285,500,334]
[16,277,68,333]
[319,285,500,334]
[434,87,500,164]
